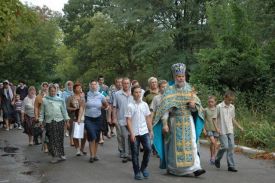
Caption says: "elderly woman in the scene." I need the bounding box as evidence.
[143,77,159,107]
[39,84,70,163]
[85,80,108,163]
[21,86,37,145]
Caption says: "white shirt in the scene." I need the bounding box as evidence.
[217,101,235,135]
[21,96,35,117]
[125,100,151,136]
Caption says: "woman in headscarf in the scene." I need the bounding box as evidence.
[39,84,70,163]
[21,86,36,145]
[85,80,108,163]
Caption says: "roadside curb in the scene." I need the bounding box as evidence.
[199,139,275,158]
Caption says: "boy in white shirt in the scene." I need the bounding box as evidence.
[125,85,153,180]
[215,91,244,172]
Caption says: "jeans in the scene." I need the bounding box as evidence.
[15,111,21,126]
[130,133,151,175]
[216,133,235,167]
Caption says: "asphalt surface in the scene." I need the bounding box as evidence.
[0,129,274,183]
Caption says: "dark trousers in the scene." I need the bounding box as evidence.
[130,133,151,175]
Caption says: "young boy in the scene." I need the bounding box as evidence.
[203,96,220,164]
[215,91,244,172]
[125,85,153,180]
[14,94,23,129]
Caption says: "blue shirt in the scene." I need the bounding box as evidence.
[85,91,105,118]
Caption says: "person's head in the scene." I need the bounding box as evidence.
[54,83,60,91]
[122,77,130,92]
[224,90,235,106]
[115,77,123,89]
[158,80,167,94]
[131,80,139,87]
[98,75,104,85]
[19,80,25,87]
[15,94,20,101]
[48,84,57,97]
[3,80,9,89]
[148,77,158,90]
[89,80,98,92]
[0,83,3,89]
[65,81,73,91]
[131,85,142,102]
[171,63,186,87]
[41,82,49,93]
[28,86,36,98]
[208,95,217,108]
[73,82,82,94]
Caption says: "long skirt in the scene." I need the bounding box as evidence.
[45,121,65,157]
[23,115,35,136]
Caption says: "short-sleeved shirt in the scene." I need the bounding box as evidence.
[67,95,85,120]
[113,90,133,126]
[150,94,162,112]
[22,96,35,117]
[125,101,151,136]
[204,107,217,131]
[85,91,105,118]
[217,101,235,135]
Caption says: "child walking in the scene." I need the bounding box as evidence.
[203,96,220,164]
[14,94,23,129]
[125,85,153,180]
[214,91,244,172]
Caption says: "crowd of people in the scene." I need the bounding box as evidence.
[0,63,244,180]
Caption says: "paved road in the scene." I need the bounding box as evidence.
[0,129,274,183]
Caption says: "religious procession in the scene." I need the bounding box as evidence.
[0,63,245,180]
[1,1,274,183]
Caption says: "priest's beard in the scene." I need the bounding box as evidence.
[175,81,185,88]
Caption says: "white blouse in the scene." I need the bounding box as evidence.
[22,96,35,117]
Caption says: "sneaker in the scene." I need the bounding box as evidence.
[76,150,81,156]
[5,128,9,131]
[65,132,69,137]
[50,157,59,164]
[134,172,143,180]
[141,169,149,178]
[18,126,23,130]
[59,156,66,161]
[228,167,238,172]
[93,156,99,161]
[214,160,220,168]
